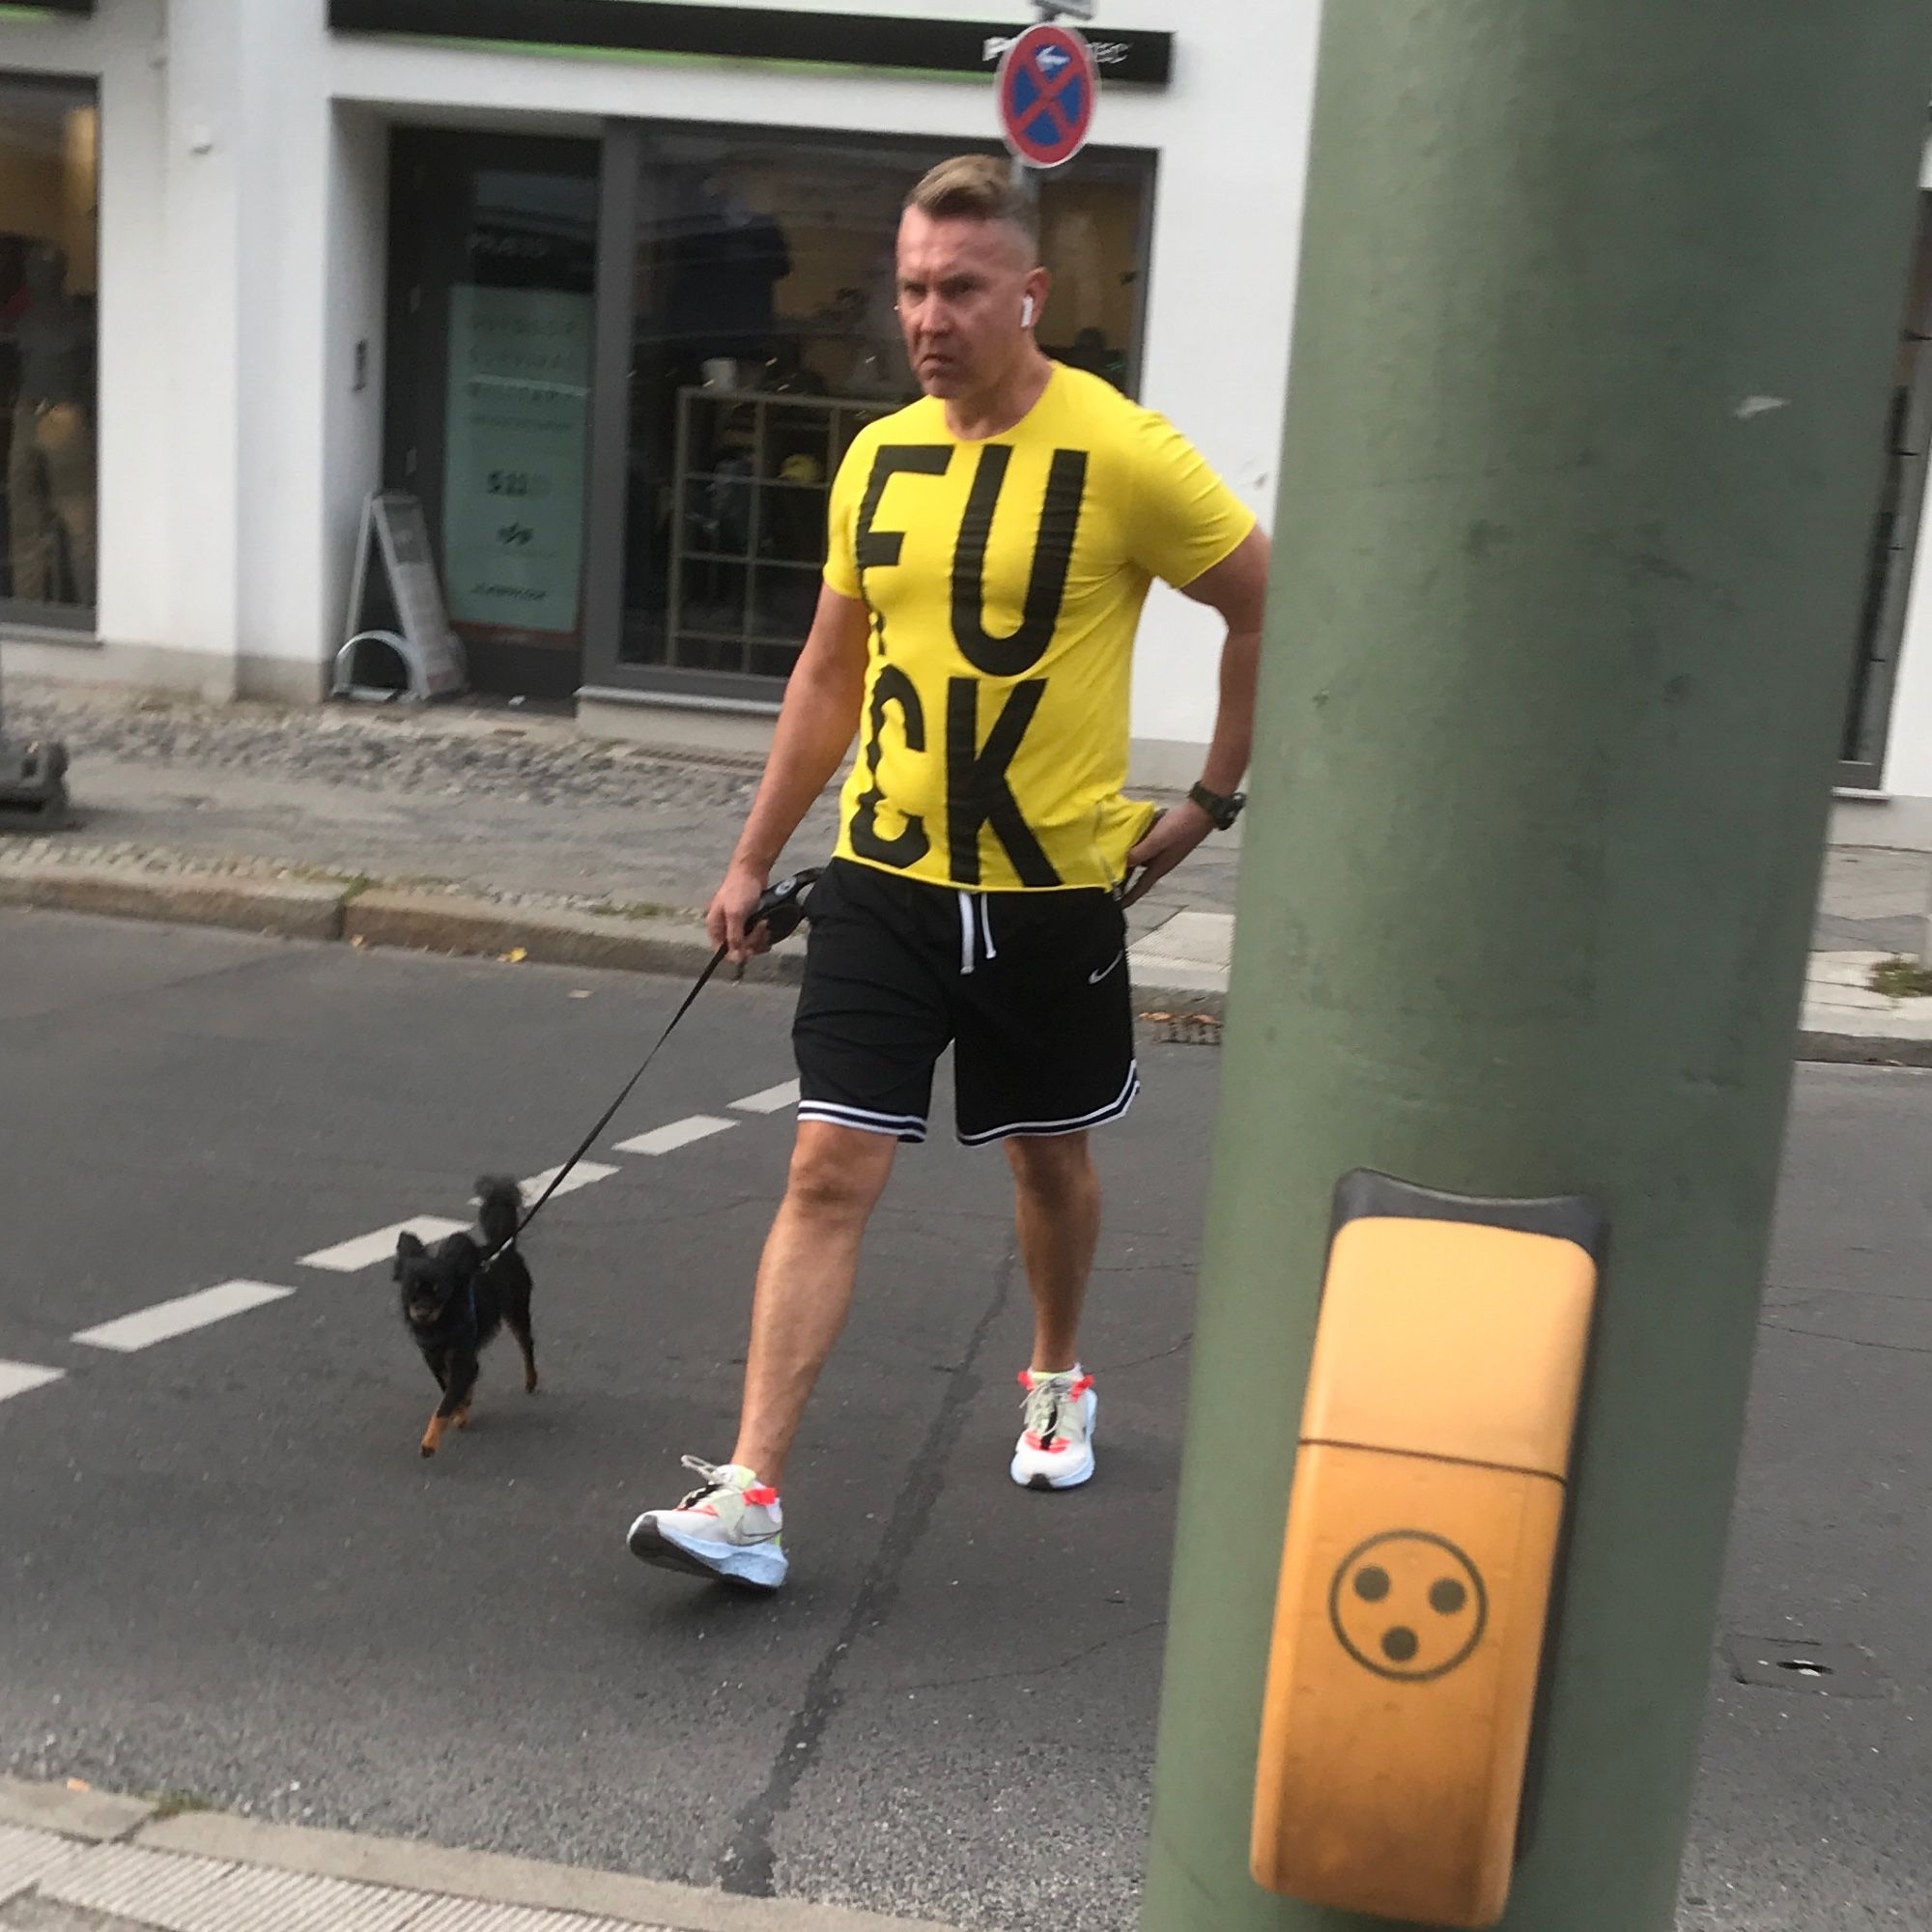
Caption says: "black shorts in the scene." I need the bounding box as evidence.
[793,858,1139,1146]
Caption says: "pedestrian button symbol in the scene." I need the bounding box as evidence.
[1329,1529,1489,1683]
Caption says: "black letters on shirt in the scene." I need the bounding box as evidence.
[847,663,931,869]
[846,439,1089,884]
[947,677,1061,888]
[856,446,953,571]
[951,446,1089,676]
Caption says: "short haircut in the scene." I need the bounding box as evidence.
[904,155,1040,256]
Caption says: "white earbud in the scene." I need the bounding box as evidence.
[1022,295,1036,328]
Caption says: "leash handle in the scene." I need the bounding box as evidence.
[745,867,823,948]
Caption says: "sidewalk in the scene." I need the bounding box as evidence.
[0,1779,959,1932]
[7,676,1932,1054]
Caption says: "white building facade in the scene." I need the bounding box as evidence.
[0,0,1925,824]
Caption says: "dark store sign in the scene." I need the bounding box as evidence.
[328,2,1175,89]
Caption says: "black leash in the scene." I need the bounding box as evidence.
[482,868,821,1266]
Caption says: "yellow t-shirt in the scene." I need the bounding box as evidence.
[824,364,1256,892]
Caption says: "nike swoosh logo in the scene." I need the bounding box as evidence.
[1088,952,1125,984]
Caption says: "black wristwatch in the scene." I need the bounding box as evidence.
[1188,781,1247,831]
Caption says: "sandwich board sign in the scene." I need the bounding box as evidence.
[333,491,469,703]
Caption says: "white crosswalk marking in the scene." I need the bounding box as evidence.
[613,1114,737,1156]
[729,1078,801,1114]
[299,1218,468,1272]
[0,1361,65,1406]
[71,1281,295,1354]
[515,1160,618,1201]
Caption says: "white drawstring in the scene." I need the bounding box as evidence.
[956,893,999,976]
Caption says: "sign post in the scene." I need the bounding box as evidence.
[1139,1,1932,1928]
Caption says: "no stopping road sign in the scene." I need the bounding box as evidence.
[998,23,1099,170]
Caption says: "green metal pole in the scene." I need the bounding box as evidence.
[1142,8,1932,1931]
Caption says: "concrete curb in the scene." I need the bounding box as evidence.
[128,1810,966,1931]
[1797,1026,1932,1068]
[14,855,1932,1067]
[341,887,804,988]
[0,1776,968,1931]
[0,1776,155,1844]
[0,861,345,942]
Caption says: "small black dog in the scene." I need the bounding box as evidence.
[393,1178,537,1458]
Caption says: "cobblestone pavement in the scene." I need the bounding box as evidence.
[3,681,1240,937]
[5,676,1922,956]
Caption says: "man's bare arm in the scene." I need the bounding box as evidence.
[710,583,871,959]
[1124,525,1272,905]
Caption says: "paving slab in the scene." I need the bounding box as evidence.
[0,1788,153,1848]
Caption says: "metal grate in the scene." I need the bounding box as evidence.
[1722,1635,1883,1697]
[1140,1009,1223,1049]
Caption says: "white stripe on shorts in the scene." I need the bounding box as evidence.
[798,1097,929,1143]
[955,1063,1141,1147]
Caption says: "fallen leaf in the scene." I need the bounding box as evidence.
[66,1778,91,1793]
[501,947,528,964]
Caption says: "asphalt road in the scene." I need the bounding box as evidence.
[0,910,1924,1931]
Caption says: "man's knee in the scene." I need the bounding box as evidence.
[784,1122,896,1221]
[1006,1131,1096,1203]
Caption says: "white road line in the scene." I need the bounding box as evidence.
[298,1217,467,1273]
[71,1281,295,1354]
[729,1078,801,1115]
[0,1360,65,1406]
[613,1114,737,1156]
[516,1159,619,1200]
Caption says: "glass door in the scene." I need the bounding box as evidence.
[384,128,600,701]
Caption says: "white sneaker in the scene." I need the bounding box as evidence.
[1009,1370,1098,1491]
[627,1456,788,1590]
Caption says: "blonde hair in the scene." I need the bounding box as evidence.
[905,155,1040,257]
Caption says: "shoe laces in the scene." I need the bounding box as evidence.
[675,1453,728,1511]
[1019,1372,1093,1445]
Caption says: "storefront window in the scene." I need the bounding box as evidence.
[0,71,98,627]
[612,128,1153,695]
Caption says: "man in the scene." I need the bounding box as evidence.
[627,156,1269,1591]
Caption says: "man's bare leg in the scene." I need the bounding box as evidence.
[1006,1131,1102,1374]
[729,1120,898,1490]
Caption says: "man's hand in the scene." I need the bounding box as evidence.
[708,862,773,963]
[1123,801,1215,907]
